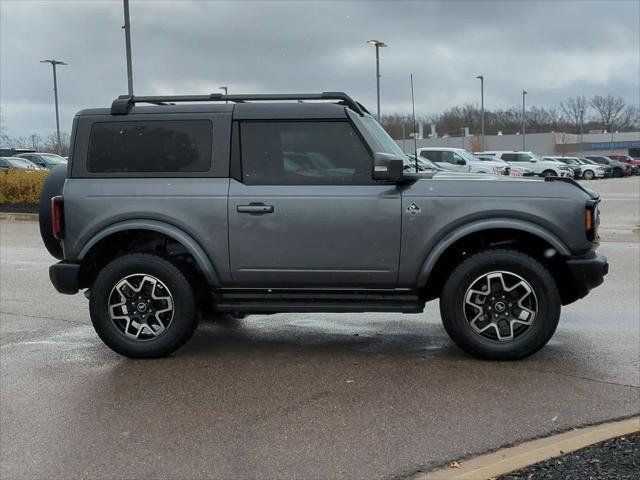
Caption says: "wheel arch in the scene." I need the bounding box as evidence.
[78,219,220,287]
[417,219,571,291]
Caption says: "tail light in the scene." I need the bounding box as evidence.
[51,195,65,239]
[585,200,599,242]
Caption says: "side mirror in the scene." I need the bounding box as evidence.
[373,153,405,182]
[529,159,537,163]
[455,159,466,165]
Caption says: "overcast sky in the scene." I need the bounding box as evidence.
[1,0,639,138]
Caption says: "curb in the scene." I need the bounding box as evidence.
[0,212,39,222]
[415,416,640,480]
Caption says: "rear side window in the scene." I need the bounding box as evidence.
[240,121,372,185]
[87,120,213,173]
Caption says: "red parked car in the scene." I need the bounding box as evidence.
[608,154,640,175]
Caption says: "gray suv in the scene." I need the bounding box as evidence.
[41,92,608,360]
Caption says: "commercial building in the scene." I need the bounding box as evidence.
[397,131,640,157]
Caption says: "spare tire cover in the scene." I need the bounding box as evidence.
[39,165,67,259]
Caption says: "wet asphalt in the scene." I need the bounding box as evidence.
[1,177,639,480]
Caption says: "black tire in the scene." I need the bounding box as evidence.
[582,169,595,180]
[89,254,197,358]
[439,249,561,360]
[613,167,623,178]
[38,165,67,259]
[541,170,556,177]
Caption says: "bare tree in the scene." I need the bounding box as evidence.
[616,105,640,130]
[559,96,588,134]
[589,95,627,129]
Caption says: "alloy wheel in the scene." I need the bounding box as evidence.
[463,271,538,342]
[108,274,174,340]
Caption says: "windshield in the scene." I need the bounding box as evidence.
[455,149,479,163]
[563,158,579,165]
[8,158,35,168]
[530,153,548,162]
[39,154,67,165]
[360,117,407,158]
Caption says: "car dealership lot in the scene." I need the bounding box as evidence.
[1,177,638,480]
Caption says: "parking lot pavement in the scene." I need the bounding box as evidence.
[1,177,639,480]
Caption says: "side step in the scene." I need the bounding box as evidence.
[213,289,425,314]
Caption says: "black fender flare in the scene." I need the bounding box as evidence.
[416,219,571,287]
[78,219,221,286]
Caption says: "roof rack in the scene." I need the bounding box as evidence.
[110,92,366,116]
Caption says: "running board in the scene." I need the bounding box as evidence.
[213,289,425,314]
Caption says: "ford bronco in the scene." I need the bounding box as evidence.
[40,92,608,359]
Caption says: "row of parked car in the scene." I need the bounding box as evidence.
[408,147,639,180]
[0,152,68,172]
[547,154,639,179]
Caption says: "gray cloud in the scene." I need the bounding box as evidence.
[1,0,638,137]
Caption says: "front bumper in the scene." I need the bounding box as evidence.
[563,253,608,305]
[49,261,81,295]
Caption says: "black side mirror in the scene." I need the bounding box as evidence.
[373,153,404,182]
[455,159,466,165]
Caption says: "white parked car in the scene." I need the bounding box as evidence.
[476,151,574,178]
[417,147,509,175]
[544,156,606,180]
[474,155,535,177]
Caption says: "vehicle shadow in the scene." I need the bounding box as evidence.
[180,312,461,359]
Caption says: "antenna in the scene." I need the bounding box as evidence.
[410,74,418,173]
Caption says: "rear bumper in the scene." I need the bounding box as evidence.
[49,261,80,295]
[563,253,608,305]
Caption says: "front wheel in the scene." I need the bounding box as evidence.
[440,249,561,360]
[541,170,556,177]
[89,254,198,358]
[582,169,595,180]
[613,167,623,178]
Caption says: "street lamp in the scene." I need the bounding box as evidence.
[40,59,67,155]
[476,75,484,151]
[522,89,528,150]
[607,123,614,153]
[460,127,466,149]
[579,108,584,156]
[219,86,228,104]
[366,39,387,121]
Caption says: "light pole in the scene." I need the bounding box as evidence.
[579,108,584,156]
[476,75,484,150]
[607,123,614,153]
[366,39,387,121]
[522,89,528,150]
[460,127,466,149]
[40,59,67,155]
[122,0,134,95]
[219,86,228,104]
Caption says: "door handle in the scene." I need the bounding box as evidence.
[237,203,274,214]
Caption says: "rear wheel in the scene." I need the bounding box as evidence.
[89,254,197,358]
[440,249,561,360]
[582,169,595,180]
